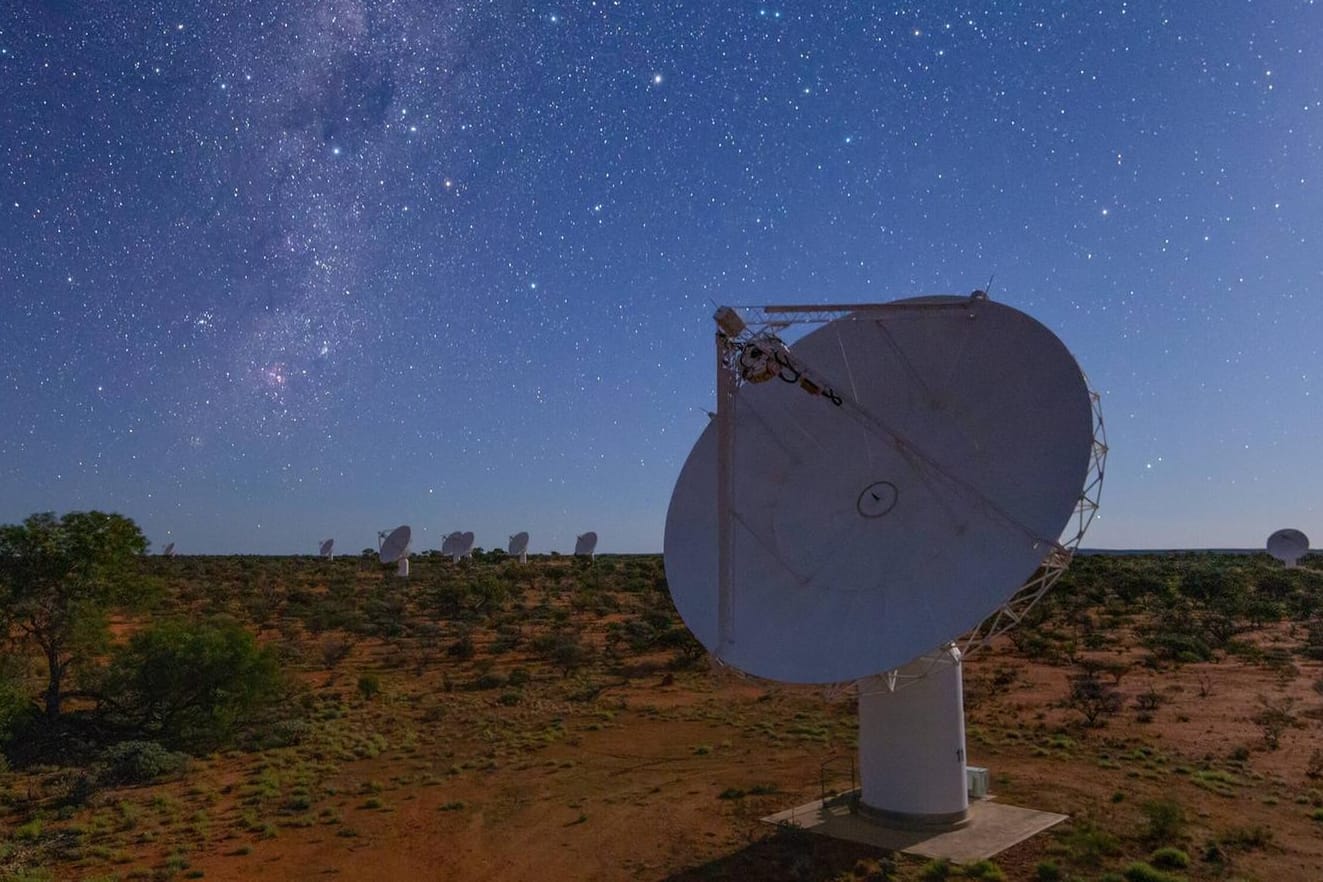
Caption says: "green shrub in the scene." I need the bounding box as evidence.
[0,661,35,748]
[14,816,43,841]
[917,858,950,880]
[1140,798,1185,841]
[1057,820,1121,866]
[1217,825,1273,850]
[962,859,1006,880]
[533,633,592,677]
[1122,862,1183,882]
[283,794,313,812]
[1034,861,1063,882]
[357,674,381,700]
[98,741,189,786]
[1148,847,1189,869]
[0,868,55,882]
[98,619,286,752]
[468,672,505,691]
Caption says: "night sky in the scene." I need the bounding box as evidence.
[2,2,1320,555]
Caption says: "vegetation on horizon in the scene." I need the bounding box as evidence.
[1,509,1322,880]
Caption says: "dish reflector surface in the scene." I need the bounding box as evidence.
[508,532,530,556]
[1267,528,1309,564]
[162,542,175,557]
[575,532,598,556]
[440,531,463,557]
[460,531,475,555]
[665,297,1094,684]
[319,538,335,558]
[379,525,411,564]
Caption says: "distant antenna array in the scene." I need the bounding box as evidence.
[319,538,335,560]
[161,542,176,558]
[574,531,598,560]
[508,531,530,564]
[378,525,411,577]
[441,530,474,562]
[1267,528,1310,568]
[665,293,1106,827]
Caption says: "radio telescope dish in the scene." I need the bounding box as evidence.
[1267,528,1309,567]
[665,294,1106,828]
[667,295,1098,684]
[440,531,475,561]
[574,531,598,559]
[161,542,176,558]
[508,531,530,563]
[378,525,411,577]
[319,538,335,559]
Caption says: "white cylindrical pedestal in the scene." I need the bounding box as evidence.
[398,558,410,578]
[858,647,968,828]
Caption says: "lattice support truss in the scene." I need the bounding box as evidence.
[863,381,1107,697]
[955,382,1107,661]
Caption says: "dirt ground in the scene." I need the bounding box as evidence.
[92,642,1323,882]
[9,555,1323,881]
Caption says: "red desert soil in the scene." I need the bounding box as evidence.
[11,555,1323,881]
[116,639,1323,882]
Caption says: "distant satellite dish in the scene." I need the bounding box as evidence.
[378,525,411,577]
[161,542,176,558]
[319,538,335,559]
[574,531,598,559]
[441,530,468,562]
[460,531,475,559]
[1267,528,1310,568]
[665,294,1106,828]
[508,531,530,564]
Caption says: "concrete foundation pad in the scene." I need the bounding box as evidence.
[761,794,1067,863]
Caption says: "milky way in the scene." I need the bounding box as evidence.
[2,2,1321,552]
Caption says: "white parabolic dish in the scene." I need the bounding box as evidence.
[319,538,335,558]
[508,532,530,556]
[379,525,411,564]
[575,532,598,556]
[460,531,475,556]
[440,531,463,558]
[665,296,1096,684]
[1267,528,1310,564]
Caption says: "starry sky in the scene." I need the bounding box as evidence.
[1,1,1320,555]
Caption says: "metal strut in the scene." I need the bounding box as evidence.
[715,332,737,654]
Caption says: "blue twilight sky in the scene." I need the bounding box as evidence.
[1,1,1320,555]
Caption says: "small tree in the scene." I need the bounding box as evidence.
[1251,695,1300,751]
[0,511,149,719]
[98,618,285,751]
[1140,798,1186,842]
[1067,667,1123,727]
[534,632,592,678]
